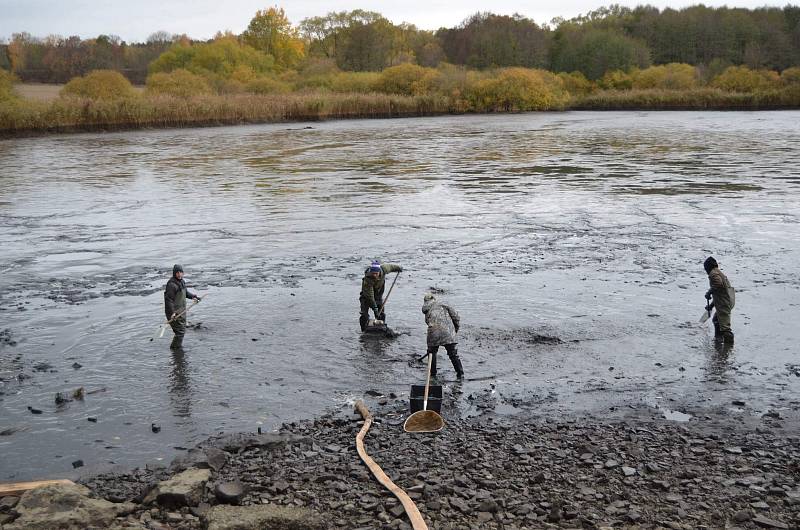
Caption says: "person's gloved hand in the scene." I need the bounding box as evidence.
[397,266,403,272]
[194,296,201,301]
[705,292,712,300]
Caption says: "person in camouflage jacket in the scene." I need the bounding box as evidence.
[422,293,464,380]
[704,256,736,344]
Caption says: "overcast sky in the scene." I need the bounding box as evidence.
[0,0,788,42]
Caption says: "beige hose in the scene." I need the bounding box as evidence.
[354,400,429,530]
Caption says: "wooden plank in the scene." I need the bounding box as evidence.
[0,479,75,497]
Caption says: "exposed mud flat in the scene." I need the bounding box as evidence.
[1,111,799,482]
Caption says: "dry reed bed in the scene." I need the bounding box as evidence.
[573,87,800,110]
[0,92,454,135]
[2,88,800,136]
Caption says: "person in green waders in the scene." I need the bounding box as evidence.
[164,264,201,350]
[359,260,402,331]
[704,256,735,344]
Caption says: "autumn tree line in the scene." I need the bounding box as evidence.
[4,5,800,83]
[2,5,800,133]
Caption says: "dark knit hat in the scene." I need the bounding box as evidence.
[173,264,184,275]
[703,256,717,273]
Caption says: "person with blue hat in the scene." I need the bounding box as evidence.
[359,259,402,331]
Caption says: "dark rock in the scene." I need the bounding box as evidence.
[87,417,97,423]
[205,447,228,471]
[27,407,42,415]
[151,423,161,433]
[72,459,84,469]
[733,510,751,522]
[0,496,20,512]
[215,481,247,505]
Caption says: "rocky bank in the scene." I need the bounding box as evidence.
[2,393,800,530]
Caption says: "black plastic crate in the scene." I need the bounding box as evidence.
[410,384,442,413]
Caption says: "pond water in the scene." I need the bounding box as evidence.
[1,111,799,481]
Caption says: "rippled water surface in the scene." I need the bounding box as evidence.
[1,111,799,481]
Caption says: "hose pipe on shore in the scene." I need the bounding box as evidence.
[354,400,428,530]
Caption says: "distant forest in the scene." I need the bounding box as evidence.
[2,4,800,84]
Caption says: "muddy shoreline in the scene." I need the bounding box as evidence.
[4,393,798,529]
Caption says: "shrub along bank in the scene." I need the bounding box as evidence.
[1,63,799,135]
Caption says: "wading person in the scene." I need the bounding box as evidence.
[359,260,402,331]
[164,264,201,350]
[422,293,464,380]
[704,256,735,344]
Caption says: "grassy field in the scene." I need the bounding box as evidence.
[15,83,144,101]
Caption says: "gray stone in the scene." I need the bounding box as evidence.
[204,504,324,530]
[622,466,637,477]
[733,510,751,522]
[205,447,229,471]
[0,495,20,512]
[215,481,247,505]
[478,499,498,513]
[155,468,212,508]
[752,514,789,528]
[4,482,135,530]
[604,460,619,469]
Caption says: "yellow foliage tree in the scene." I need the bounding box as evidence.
[467,68,569,111]
[61,70,136,100]
[781,67,800,85]
[245,77,292,94]
[558,71,594,95]
[599,69,633,90]
[632,63,698,90]
[145,69,213,97]
[0,69,18,102]
[711,66,780,92]
[243,6,305,70]
[375,63,439,96]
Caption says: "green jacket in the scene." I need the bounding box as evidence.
[706,267,735,313]
[360,263,402,309]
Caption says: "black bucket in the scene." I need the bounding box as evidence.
[410,384,442,413]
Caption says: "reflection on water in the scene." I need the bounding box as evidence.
[1,111,800,480]
[169,350,192,419]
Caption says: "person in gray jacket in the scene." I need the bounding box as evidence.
[422,293,464,380]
